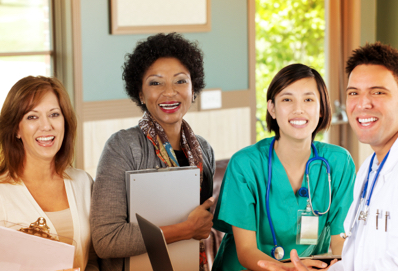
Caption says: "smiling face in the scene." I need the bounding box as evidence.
[139,57,193,131]
[17,89,65,163]
[267,77,321,143]
[346,64,398,156]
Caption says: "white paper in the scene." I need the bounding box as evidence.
[0,226,75,271]
[118,0,207,26]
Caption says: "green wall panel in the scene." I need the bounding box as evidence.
[81,0,249,102]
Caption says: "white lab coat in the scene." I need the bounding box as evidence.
[330,138,398,271]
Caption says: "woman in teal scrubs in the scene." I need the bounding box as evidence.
[212,64,355,271]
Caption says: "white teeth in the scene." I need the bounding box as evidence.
[290,120,307,125]
[159,103,180,107]
[159,103,180,109]
[358,117,377,126]
[36,136,54,142]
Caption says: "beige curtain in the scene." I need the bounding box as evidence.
[326,0,361,168]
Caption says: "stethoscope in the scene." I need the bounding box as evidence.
[267,138,332,260]
[340,151,390,239]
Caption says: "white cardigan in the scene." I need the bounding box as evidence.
[0,167,98,271]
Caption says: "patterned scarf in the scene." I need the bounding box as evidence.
[139,111,208,270]
[139,111,204,186]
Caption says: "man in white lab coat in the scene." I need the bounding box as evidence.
[328,42,398,271]
[257,42,398,271]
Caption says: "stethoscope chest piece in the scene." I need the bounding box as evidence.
[271,246,285,260]
[298,187,309,198]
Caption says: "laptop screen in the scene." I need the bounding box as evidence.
[136,213,174,271]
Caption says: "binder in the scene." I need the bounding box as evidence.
[125,166,200,271]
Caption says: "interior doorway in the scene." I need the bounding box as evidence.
[255,0,326,141]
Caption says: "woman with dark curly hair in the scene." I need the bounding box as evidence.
[90,33,215,271]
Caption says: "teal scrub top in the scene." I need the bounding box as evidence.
[212,137,356,271]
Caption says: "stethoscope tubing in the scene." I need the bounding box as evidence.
[267,138,332,256]
[306,173,332,216]
[267,139,278,247]
[305,156,332,216]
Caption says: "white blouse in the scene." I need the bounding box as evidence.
[0,167,98,270]
[45,208,74,245]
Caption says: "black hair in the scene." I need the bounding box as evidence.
[266,63,331,141]
[122,32,205,111]
[346,41,398,80]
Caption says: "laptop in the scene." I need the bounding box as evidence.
[136,213,174,271]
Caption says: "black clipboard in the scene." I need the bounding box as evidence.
[281,255,341,266]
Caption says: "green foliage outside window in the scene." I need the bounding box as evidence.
[256,0,325,141]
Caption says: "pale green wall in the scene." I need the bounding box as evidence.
[80,0,249,102]
[377,0,398,47]
[361,0,377,45]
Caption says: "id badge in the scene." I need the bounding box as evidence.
[297,210,319,245]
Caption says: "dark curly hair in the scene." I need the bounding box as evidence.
[346,42,398,79]
[266,63,331,141]
[122,33,205,111]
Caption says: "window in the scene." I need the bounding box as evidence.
[255,0,325,141]
[0,0,53,107]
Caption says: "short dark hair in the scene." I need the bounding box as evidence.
[266,63,332,141]
[122,32,205,111]
[0,76,77,184]
[346,42,398,79]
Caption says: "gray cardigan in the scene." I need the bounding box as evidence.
[90,125,215,271]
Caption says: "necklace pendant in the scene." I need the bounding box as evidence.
[359,210,368,221]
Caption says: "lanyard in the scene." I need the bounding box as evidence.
[363,151,390,207]
[357,150,390,222]
[341,150,390,239]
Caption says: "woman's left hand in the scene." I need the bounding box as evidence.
[160,197,214,244]
[186,197,214,240]
[257,249,307,271]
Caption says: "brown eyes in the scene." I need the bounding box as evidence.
[149,81,160,86]
[26,113,61,120]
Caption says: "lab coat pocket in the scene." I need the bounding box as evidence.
[370,208,388,263]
